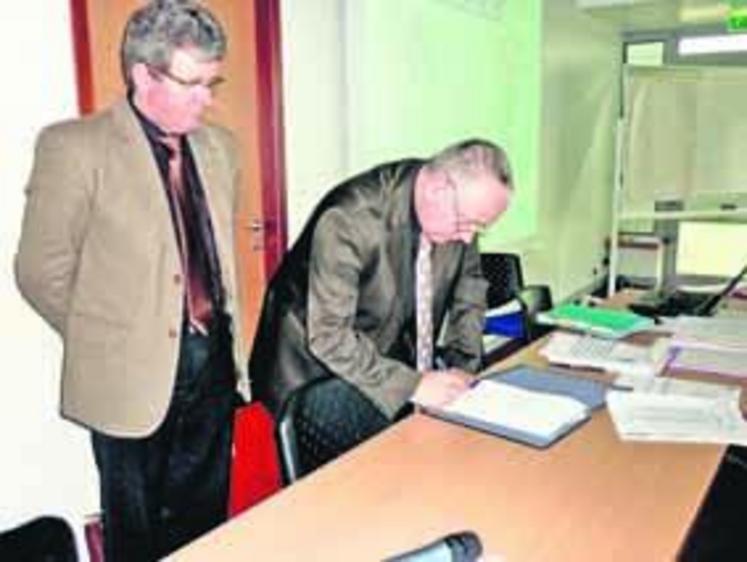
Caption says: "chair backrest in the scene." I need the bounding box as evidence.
[275,375,390,484]
[480,253,525,308]
[0,516,77,562]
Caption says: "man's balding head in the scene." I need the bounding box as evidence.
[415,139,513,244]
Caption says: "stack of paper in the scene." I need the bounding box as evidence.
[663,316,747,350]
[482,333,513,355]
[536,303,655,338]
[607,377,747,445]
[539,332,671,378]
[660,316,747,378]
[671,348,747,378]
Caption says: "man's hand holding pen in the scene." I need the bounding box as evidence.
[411,369,475,409]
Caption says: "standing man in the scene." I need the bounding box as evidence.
[250,139,513,422]
[15,1,247,559]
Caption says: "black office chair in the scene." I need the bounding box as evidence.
[0,516,78,562]
[481,252,525,309]
[275,375,390,484]
[480,253,554,364]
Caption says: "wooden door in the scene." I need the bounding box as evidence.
[69,0,287,352]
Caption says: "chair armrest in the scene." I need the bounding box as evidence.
[517,285,553,315]
[517,285,554,342]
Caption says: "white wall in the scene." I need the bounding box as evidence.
[282,0,544,248]
[527,0,620,298]
[280,0,622,301]
[0,0,98,548]
[280,0,348,242]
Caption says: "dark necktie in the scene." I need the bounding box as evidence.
[415,234,433,372]
[161,135,213,335]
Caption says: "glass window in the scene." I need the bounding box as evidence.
[626,42,664,66]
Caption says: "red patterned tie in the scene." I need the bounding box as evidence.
[161,135,213,335]
[415,234,433,372]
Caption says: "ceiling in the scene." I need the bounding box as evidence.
[577,0,736,32]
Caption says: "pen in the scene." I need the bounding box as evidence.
[609,383,634,392]
[434,356,448,370]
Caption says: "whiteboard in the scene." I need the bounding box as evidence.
[623,65,747,214]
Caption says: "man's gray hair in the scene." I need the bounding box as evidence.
[430,138,513,189]
[121,0,226,85]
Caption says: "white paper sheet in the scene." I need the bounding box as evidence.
[540,331,671,378]
[671,347,747,379]
[607,387,747,446]
[661,316,747,351]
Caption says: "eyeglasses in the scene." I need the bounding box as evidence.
[147,65,226,93]
[446,173,488,237]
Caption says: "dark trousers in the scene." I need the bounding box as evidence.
[91,317,237,562]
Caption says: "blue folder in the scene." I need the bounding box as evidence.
[483,311,525,339]
[485,365,607,410]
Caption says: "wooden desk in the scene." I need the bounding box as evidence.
[172,334,727,562]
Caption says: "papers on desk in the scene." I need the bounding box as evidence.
[425,365,606,448]
[670,347,747,378]
[613,375,741,400]
[607,377,747,446]
[658,316,747,378]
[482,333,513,355]
[661,316,747,351]
[539,332,671,378]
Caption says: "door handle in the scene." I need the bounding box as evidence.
[246,218,277,251]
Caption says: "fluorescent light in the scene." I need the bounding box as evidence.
[680,6,729,25]
[678,34,747,55]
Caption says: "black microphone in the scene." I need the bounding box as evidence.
[383,531,483,562]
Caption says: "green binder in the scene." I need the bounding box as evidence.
[536,303,654,338]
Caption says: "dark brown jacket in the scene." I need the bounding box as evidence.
[249,160,487,419]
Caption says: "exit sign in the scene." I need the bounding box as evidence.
[730,1,747,31]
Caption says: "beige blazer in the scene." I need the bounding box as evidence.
[15,99,247,438]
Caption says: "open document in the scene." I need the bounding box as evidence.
[438,381,588,448]
[607,377,747,446]
[424,365,606,448]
